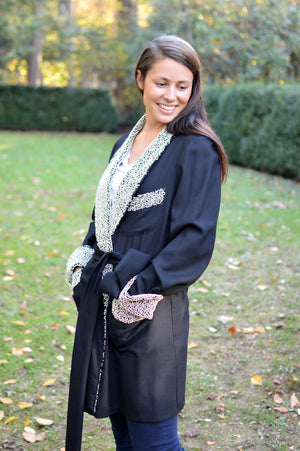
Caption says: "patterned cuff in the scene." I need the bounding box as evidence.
[66,245,94,285]
[112,276,163,324]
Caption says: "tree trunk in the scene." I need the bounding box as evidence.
[27,1,43,86]
[60,0,76,86]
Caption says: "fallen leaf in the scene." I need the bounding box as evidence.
[273,394,283,404]
[37,395,46,401]
[18,402,33,409]
[47,250,58,257]
[188,341,199,349]
[274,407,288,413]
[207,441,215,446]
[4,416,18,424]
[251,375,263,386]
[56,355,65,362]
[290,393,299,408]
[43,379,55,386]
[11,320,26,326]
[3,337,13,342]
[228,264,240,271]
[255,326,265,333]
[197,287,209,293]
[228,326,237,335]
[186,427,200,437]
[24,417,30,427]
[12,347,23,355]
[23,427,36,443]
[4,379,17,385]
[66,325,76,334]
[59,311,70,316]
[0,397,13,405]
[5,269,15,277]
[35,417,53,426]
[0,411,4,421]
[208,326,218,333]
[36,431,46,441]
[257,284,268,291]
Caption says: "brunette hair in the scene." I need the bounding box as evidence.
[135,35,228,182]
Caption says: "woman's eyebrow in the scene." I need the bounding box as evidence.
[155,76,192,84]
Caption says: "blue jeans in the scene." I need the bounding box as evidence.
[109,413,185,451]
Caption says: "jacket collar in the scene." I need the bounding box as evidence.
[94,115,173,251]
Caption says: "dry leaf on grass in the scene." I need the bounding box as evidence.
[228,326,237,335]
[4,379,17,385]
[0,397,13,405]
[274,407,288,413]
[43,379,55,386]
[251,375,263,386]
[4,416,18,424]
[35,417,53,426]
[66,325,76,334]
[290,393,299,408]
[273,394,283,404]
[23,427,46,443]
[188,341,199,349]
[186,427,200,437]
[18,402,33,409]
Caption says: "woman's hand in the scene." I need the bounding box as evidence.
[74,266,83,273]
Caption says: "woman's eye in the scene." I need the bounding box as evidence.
[156,82,165,87]
[179,86,187,90]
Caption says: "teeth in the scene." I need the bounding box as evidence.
[159,104,176,111]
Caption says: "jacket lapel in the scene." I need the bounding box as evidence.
[94,115,173,251]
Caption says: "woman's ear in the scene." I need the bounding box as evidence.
[136,70,144,91]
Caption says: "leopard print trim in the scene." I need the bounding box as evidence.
[112,276,163,324]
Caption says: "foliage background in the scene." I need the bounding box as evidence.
[0,0,299,117]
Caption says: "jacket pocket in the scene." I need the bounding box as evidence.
[107,307,149,353]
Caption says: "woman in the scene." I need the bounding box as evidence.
[66,35,228,450]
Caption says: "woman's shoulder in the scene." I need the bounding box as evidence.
[171,133,218,160]
[172,133,214,148]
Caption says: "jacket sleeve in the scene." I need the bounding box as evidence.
[100,136,222,297]
[66,210,96,287]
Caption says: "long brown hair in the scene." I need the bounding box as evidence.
[135,35,228,183]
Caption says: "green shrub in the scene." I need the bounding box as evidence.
[0,85,118,132]
[205,83,300,180]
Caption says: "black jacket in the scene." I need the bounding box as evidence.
[65,127,221,450]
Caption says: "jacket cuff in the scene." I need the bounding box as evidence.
[66,245,94,285]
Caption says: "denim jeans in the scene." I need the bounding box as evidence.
[109,413,185,451]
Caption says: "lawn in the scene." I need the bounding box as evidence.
[0,131,299,451]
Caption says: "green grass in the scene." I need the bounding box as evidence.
[0,131,299,450]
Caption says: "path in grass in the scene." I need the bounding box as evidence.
[0,131,299,450]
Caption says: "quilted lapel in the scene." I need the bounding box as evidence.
[94,115,173,251]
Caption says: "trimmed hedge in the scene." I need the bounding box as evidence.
[204,84,300,180]
[0,85,118,132]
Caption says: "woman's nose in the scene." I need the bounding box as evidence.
[164,85,176,101]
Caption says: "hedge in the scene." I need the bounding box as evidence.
[0,85,118,132]
[204,83,300,180]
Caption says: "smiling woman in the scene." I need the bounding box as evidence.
[65,35,228,451]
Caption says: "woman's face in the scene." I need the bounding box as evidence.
[136,57,193,130]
